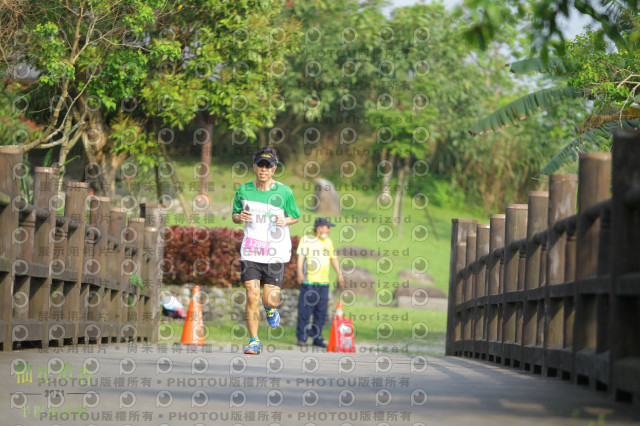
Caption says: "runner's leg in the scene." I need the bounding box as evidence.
[262,283,281,309]
[244,279,261,338]
[262,261,284,309]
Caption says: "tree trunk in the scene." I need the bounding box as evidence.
[198,112,214,199]
[397,156,411,237]
[81,111,128,198]
[55,114,83,195]
[158,143,194,226]
[155,164,163,200]
[393,155,410,228]
[379,148,394,205]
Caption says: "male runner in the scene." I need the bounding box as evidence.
[296,217,345,348]
[232,146,300,354]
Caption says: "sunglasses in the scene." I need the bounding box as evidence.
[255,161,274,168]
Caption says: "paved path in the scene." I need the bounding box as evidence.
[1,344,639,426]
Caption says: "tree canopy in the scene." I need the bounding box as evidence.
[0,0,600,212]
[1,0,299,195]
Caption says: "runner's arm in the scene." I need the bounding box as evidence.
[232,211,251,224]
[285,216,299,226]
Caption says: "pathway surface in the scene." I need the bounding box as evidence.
[1,343,639,426]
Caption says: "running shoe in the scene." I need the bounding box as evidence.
[265,307,280,328]
[244,339,261,355]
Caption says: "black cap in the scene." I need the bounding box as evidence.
[314,217,335,228]
[254,153,278,167]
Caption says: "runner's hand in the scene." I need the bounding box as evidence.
[239,210,252,222]
[276,215,285,227]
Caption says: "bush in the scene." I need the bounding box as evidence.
[162,226,301,288]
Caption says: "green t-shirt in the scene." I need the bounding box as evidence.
[233,181,301,263]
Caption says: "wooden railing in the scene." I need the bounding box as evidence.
[446,129,640,405]
[0,146,165,351]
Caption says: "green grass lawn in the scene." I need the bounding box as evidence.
[135,156,486,294]
[161,303,448,356]
[130,155,485,355]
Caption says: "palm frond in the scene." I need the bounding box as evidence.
[508,57,573,75]
[469,87,582,135]
[539,119,640,175]
[577,106,640,132]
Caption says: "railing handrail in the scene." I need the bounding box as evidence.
[0,149,165,351]
[445,129,640,405]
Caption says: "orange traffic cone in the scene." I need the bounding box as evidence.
[327,300,355,353]
[181,285,205,345]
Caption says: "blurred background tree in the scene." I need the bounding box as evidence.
[463,0,640,176]
[0,0,299,200]
[3,0,627,213]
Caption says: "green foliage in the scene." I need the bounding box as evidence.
[235,0,587,211]
[110,114,159,171]
[139,0,302,135]
[540,119,640,174]
[0,84,41,146]
[508,57,574,75]
[42,149,53,167]
[567,27,640,110]
[79,49,149,111]
[458,0,638,60]
[415,178,468,210]
[2,0,300,195]
[31,22,75,86]
[469,87,582,135]
[130,273,144,290]
[458,0,524,52]
[469,6,640,176]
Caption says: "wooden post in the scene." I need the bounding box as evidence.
[474,224,490,345]
[573,152,611,388]
[13,187,35,347]
[143,227,160,343]
[446,219,477,356]
[610,129,640,403]
[60,182,89,345]
[596,205,612,357]
[525,192,549,291]
[522,191,549,372]
[487,214,505,351]
[523,192,549,340]
[108,208,127,342]
[140,204,166,344]
[126,217,145,342]
[463,233,477,344]
[546,175,578,286]
[88,196,111,342]
[544,174,577,377]
[504,204,528,293]
[475,225,491,298]
[32,167,60,347]
[465,233,477,303]
[0,146,22,350]
[503,204,527,347]
[454,242,467,352]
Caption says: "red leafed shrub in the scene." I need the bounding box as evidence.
[162,226,301,289]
